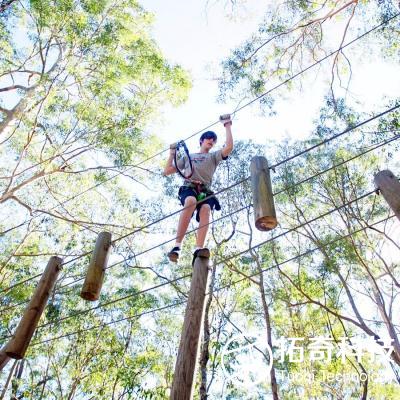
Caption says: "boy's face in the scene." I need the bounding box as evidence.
[201,138,216,150]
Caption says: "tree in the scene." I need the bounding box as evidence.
[193,101,400,398]
[0,1,191,398]
[2,2,400,398]
[218,0,399,108]
[0,0,191,218]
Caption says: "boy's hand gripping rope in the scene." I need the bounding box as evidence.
[219,114,232,126]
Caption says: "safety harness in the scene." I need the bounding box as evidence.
[174,140,210,202]
[174,140,221,218]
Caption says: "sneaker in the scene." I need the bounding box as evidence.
[192,248,210,266]
[167,246,180,263]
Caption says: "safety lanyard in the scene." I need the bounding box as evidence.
[174,140,194,179]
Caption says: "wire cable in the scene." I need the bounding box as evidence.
[1,13,398,294]
[5,11,398,235]
[90,103,400,250]
[27,213,394,346]
[1,127,399,303]
[210,215,397,293]
[30,300,187,346]
[53,129,400,293]
[7,188,377,336]
[232,14,400,115]
[35,274,191,331]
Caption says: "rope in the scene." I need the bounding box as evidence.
[3,12,397,237]
[1,125,398,302]
[0,187,378,338]
[25,214,394,346]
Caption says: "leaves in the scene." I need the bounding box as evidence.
[1,1,400,398]
[218,1,399,111]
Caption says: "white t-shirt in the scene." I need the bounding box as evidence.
[176,149,226,186]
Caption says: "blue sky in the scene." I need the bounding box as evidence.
[144,0,400,153]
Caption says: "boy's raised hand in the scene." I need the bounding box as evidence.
[219,114,232,127]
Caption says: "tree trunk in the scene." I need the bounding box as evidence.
[0,346,10,371]
[0,359,17,400]
[10,359,24,400]
[258,269,279,400]
[0,0,18,14]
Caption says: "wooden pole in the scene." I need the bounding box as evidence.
[170,249,210,400]
[250,156,278,231]
[374,170,400,222]
[80,232,112,301]
[6,256,62,359]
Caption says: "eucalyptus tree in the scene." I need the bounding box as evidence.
[0,0,191,287]
[0,0,191,219]
[219,0,399,108]
[0,1,191,398]
[193,101,400,399]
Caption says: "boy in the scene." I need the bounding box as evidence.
[163,115,234,264]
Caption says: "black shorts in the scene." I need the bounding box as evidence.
[178,186,221,222]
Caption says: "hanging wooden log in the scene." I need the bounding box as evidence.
[80,232,112,301]
[6,256,62,360]
[374,170,400,222]
[170,249,210,400]
[250,156,278,231]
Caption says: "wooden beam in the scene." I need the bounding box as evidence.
[81,232,112,301]
[6,256,62,359]
[374,170,400,221]
[250,156,278,231]
[170,249,210,400]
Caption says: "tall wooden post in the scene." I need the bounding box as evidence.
[374,170,400,221]
[81,232,112,301]
[6,256,62,359]
[170,249,210,400]
[250,156,278,231]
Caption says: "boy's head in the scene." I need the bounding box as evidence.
[199,131,217,146]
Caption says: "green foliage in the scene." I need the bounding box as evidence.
[201,97,400,398]
[0,1,190,398]
[218,1,399,111]
[1,1,400,398]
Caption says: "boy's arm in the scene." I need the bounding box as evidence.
[220,115,233,158]
[163,146,177,176]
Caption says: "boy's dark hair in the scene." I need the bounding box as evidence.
[200,131,217,145]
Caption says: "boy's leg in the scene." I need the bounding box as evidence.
[176,196,197,243]
[196,204,211,248]
[168,195,197,263]
[191,204,211,266]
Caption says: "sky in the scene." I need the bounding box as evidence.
[144,0,400,154]
[144,0,321,147]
